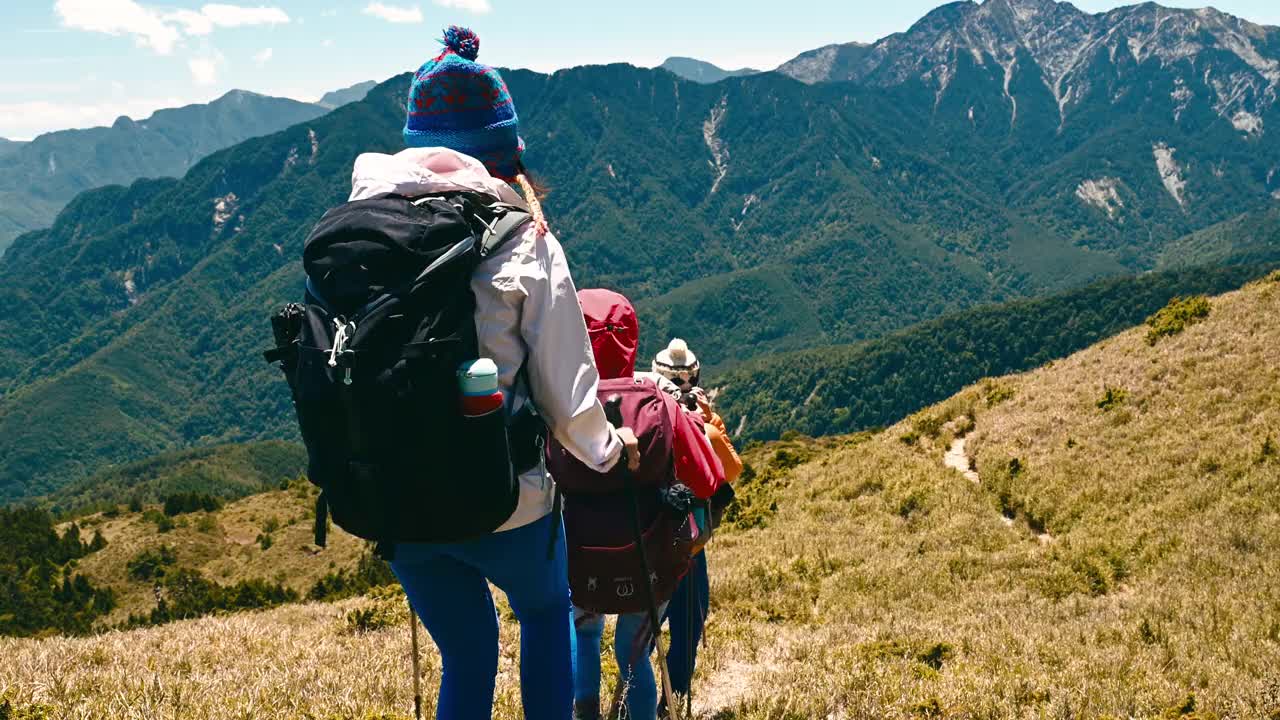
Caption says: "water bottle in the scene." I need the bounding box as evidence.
[458,358,504,417]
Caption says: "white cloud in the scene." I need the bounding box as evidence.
[362,3,423,23]
[0,96,193,139]
[201,4,290,27]
[164,9,215,35]
[433,0,491,13]
[55,0,181,53]
[253,47,273,66]
[55,0,289,54]
[189,52,226,85]
[321,38,335,47]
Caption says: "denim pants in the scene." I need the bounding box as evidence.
[392,513,573,720]
[573,602,669,720]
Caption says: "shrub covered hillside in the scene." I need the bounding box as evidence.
[715,260,1276,441]
[53,477,379,627]
[44,441,306,517]
[2,287,1277,719]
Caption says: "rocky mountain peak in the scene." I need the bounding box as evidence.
[779,0,1280,129]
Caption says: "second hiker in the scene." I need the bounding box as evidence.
[547,289,725,720]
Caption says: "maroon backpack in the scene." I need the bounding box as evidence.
[548,376,700,614]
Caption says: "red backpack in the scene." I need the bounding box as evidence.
[548,289,722,614]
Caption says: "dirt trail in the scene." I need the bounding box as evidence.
[944,437,980,484]
[944,434,1052,541]
[692,630,794,718]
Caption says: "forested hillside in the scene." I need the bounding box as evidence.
[4,0,1280,501]
[716,260,1279,440]
[0,91,328,256]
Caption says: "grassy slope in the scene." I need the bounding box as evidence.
[3,278,1279,718]
[57,478,365,626]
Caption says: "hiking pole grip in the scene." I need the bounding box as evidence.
[604,395,624,429]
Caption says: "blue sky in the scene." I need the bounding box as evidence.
[2,0,1279,139]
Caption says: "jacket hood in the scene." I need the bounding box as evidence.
[578,288,639,380]
[349,147,527,206]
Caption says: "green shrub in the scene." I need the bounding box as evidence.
[127,546,177,581]
[141,508,175,532]
[861,638,955,670]
[1161,693,1198,718]
[345,603,400,634]
[911,413,944,439]
[1259,436,1277,464]
[129,568,299,627]
[162,492,222,516]
[984,381,1016,407]
[0,693,55,720]
[256,533,274,551]
[308,551,398,601]
[1097,386,1129,411]
[1146,295,1211,345]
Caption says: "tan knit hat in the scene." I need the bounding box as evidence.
[652,338,700,388]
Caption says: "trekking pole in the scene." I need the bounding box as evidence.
[409,598,423,720]
[686,566,694,720]
[604,396,678,719]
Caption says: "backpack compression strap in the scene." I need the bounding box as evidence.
[480,205,532,258]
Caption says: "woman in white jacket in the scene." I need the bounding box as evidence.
[364,26,638,720]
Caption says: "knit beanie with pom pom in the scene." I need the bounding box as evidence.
[653,338,701,388]
[403,26,524,181]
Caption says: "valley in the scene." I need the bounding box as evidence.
[2,2,1280,717]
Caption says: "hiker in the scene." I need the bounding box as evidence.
[547,290,724,720]
[652,339,743,714]
[268,27,641,720]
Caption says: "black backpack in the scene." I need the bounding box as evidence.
[264,193,544,547]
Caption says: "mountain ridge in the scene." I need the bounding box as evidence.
[3,1,1280,501]
[316,80,377,109]
[0,90,330,257]
[780,0,1280,133]
[659,56,760,83]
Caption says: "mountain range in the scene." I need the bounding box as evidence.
[659,57,760,83]
[316,80,377,109]
[1,0,1279,503]
[0,90,332,257]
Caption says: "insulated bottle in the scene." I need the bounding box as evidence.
[458,358,504,416]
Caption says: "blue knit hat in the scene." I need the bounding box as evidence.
[404,26,524,181]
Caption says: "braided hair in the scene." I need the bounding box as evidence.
[513,160,549,237]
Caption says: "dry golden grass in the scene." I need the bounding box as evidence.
[5,277,1280,719]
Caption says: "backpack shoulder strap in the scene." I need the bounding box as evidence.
[480,206,532,259]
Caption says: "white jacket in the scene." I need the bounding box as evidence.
[349,147,623,532]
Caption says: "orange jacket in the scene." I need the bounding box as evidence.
[704,412,743,484]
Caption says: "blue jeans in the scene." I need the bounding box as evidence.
[391,513,573,720]
[664,552,709,696]
[573,603,668,720]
